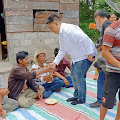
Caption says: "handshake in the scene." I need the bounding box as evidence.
[43,62,56,83]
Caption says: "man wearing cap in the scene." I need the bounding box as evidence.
[8,51,51,108]
[31,49,68,98]
[46,14,97,105]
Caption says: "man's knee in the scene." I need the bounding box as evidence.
[10,99,19,110]
[43,91,53,98]
[59,80,65,87]
[2,98,19,112]
[102,88,116,109]
[18,97,35,108]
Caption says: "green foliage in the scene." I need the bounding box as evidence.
[79,1,94,22]
[79,1,99,43]
[94,0,120,17]
[79,19,99,44]
[79,0,120,44]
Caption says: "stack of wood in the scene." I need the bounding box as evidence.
[60,0,79,25]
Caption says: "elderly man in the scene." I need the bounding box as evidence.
[46,14,97,105]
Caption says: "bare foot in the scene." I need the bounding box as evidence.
[1,110,7,119]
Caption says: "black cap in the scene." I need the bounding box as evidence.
[46,14,59,24]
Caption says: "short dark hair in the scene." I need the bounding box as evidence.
[54,48,59,57]
[46,14,60,24]
[94,9,107,18]
[107,13,116,20]
[16,51,28,63]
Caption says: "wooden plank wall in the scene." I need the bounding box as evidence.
[3,0,79,33]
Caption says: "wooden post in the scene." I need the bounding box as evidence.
[0,33,2,61]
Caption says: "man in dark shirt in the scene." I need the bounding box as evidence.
[54,48,71,77]
[90,9,112,108]
[8,51,51,108]
[54,48,73,87]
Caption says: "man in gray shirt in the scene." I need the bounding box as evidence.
[0,75,19,119]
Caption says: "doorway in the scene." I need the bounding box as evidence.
[0,0,8,61]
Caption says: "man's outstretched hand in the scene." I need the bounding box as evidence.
[43,74,53,83]
[46,62,56,73]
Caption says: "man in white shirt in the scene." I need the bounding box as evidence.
[46,14,97,105]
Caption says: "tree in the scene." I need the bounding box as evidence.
[94,0,120,17]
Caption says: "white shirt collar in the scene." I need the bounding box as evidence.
[59,22,63,35]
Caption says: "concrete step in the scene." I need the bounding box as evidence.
[0,61,13,88]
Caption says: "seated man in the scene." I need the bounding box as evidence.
[54,48,73,87]
[31,50,69,98]
[0,75,18,119]
[8,51,51,108]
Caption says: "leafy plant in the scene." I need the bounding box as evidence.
[79,1,99,44]
[94,0,120,18]
[79,19,99,43]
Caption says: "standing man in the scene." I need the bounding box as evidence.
[46,14,97,105]
[90,9,112,108]
[100,19,120,120]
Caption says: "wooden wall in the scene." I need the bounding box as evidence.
[3,0,79,33]
[2,0,79,63]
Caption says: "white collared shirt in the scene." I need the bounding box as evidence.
[53,23,97,65]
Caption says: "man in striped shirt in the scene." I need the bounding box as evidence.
[100,19,120,120]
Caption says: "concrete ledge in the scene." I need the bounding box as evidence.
[0,61,13,74]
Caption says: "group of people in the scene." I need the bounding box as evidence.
[0,48,72,119]
[0,9,120,120]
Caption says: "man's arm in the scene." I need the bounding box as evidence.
[46,48,67,73]
[102,45,120,68]
[53,49,67,66]
[0,89,10,96]
[14,67,51,81]
[54,72,69,85]
[0,95,6,119]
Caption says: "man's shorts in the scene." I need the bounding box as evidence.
[102,72,120,109]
